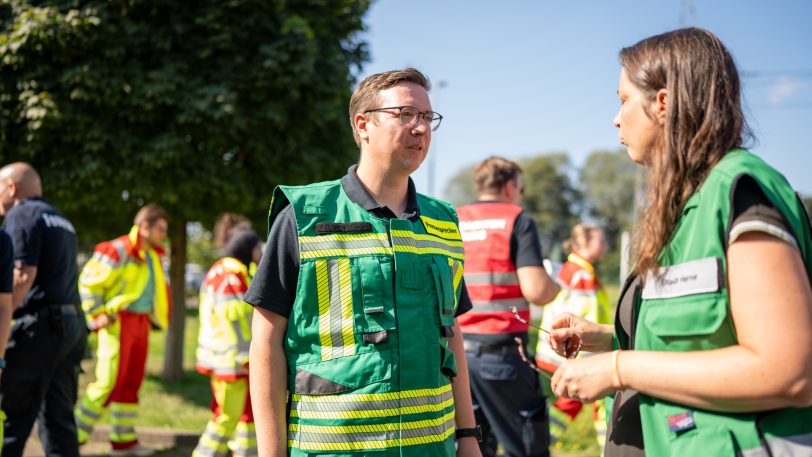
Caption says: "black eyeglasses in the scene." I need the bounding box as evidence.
[363,105,443,131]
[510,306,581,360]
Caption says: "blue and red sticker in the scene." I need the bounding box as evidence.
[668,411,696,433]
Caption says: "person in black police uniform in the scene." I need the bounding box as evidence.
[0,162,88,457]
[0,228,14,433]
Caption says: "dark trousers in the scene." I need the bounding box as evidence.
[1,305,88,457]
[466,342,551,457]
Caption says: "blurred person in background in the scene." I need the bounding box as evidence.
[74,204,170,456]
[536,224,611,451]
[0,162,87,457]
[457,156,560,457]
[194,214,261,457]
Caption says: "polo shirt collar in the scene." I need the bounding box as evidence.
[340,164,419,220]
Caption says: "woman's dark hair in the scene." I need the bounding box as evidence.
[622,28,753,275]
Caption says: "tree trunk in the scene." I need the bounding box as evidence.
[163,219,187,381]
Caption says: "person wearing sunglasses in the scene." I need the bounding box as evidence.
[457,156,560,457]
[547,28,812,456]
[246,68,482,457]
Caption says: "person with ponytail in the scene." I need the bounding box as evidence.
[548,28,812,456]
[536,224,610,451]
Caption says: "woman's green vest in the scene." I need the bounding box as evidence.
[269,179,465,457]
[618,149,812,456]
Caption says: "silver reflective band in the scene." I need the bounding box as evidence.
[463,272,519,286]
[740,431,812,457]
[469,298,529,313]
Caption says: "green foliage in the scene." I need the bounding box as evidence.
[186,222,218,268]
[580,149,640,282]
[519,153,582,257]
[443,165,475,207]
[0,0,370,241]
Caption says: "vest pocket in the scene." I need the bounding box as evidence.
[430,257,461,329]
[642,291,732,351]
[667,426,738,456]
[351,256,396,335]
[294,349,393,395]
[439,343,457,380]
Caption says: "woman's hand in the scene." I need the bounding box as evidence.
[548,312,614,355]
[551,351,618,403]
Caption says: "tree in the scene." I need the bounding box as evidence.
[444,153,582,258]
[519,153,582,257]
[0,0,370,379]
[579,149,640,282]
[443,165,475,207]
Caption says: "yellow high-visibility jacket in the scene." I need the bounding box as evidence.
[79,225,170,331]
[195,257,253,380]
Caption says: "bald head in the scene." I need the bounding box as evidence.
[0,162,42,215]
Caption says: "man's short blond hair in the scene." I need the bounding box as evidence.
[348,68,431,147]
[473,156,523,194]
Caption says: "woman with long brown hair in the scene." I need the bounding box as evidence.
[547,28,812,456]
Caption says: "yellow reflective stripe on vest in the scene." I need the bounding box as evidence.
[300,233,392,259]
[290,384,453,419]
[316,258,355,361]
[390,230,464,261]
[289,410,456,451]
[449,258,463,304]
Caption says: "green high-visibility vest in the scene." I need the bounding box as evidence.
[619,149,812,456]
[269,179,465,457]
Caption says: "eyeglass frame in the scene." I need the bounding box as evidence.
[363,105,444,131]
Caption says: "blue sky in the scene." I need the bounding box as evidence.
[358,1,812,199]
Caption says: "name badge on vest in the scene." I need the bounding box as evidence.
[642,257,722,300]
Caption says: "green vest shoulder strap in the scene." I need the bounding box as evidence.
[267,179,344,237]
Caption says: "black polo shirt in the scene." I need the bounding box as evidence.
[0,230,13,294]
[2,198,80,314]
[245,165,473,318]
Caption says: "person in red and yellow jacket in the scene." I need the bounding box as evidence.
[457,156,560,457]
[536,224,610,451]
[194,221,261,457]
[74,204,171,457]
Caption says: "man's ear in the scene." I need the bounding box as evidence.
[654,88,667,124]
[355,113,370,142]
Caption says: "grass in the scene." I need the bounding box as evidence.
[80,308,213,431]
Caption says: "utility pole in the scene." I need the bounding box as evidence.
[679,0,697,26]
[428,80,448,197]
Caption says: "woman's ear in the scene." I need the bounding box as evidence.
[654,88,667,124]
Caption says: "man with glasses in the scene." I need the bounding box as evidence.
[457,157,560,457]
[0,162,87,457]
[74,204,170,456]
[247,68,482,457]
